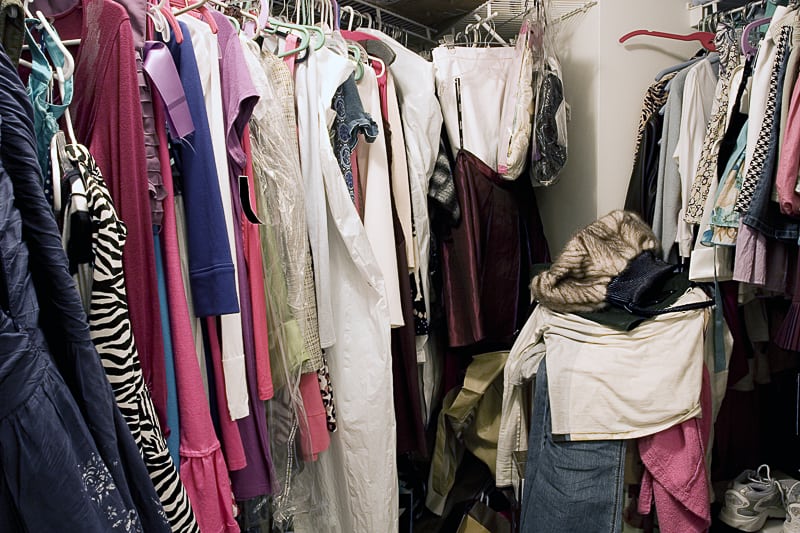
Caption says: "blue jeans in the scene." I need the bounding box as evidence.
[521,359,626,533]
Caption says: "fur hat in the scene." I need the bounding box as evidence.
[530,210,660,313]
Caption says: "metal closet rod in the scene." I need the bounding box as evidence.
[231,0,438,43]
[337,0,438,42]
[489,0,598,34]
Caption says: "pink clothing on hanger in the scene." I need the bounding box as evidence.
[242,126,273,401]
[298,372,330,461]
[776,74,800,216]
[44,0,169,431]
[204,316,247,471]
[340,31,388,117]
[154,91,238,533]
[351,146,364,219]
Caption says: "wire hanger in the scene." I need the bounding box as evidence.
[618,29,717,51]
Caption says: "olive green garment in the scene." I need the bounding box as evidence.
[0,0,23,66]
[427,351,509,516]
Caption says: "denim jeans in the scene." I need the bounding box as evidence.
[521,359,626,533]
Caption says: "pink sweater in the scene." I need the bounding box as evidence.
[776,72,800,216]
[242,127,274,400]
[155,91,238,533]
[638,366,712,533]
[50,0,168,427]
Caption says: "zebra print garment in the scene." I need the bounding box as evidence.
[62,143,199,533]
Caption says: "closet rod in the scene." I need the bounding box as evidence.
[557,0,597,22]
[490,0,597,33]
[337,0,437,43]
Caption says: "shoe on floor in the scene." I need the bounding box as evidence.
[779,479,800,533]
[719,465,786,532]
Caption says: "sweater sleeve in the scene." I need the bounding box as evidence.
[89,22,168,430]
[168,23,239,318]
[776,77,800,216]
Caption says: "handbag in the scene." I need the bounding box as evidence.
[605,251,714,317]
[456,501,511,533]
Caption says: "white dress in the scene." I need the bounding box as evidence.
[293,42,399,533]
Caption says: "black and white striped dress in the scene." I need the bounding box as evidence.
[62,143,199,533]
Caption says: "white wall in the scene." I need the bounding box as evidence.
[535,0,700,252]
[534,5,600,254]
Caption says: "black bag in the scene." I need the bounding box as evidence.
[605,251,714,317]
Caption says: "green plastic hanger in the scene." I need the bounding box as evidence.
[348,43,364,81]
[264,18,312,57]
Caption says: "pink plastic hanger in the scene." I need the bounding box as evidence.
[171,0,218,33]
[618,30,717,52]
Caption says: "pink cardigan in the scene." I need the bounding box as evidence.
[638,366,712,533]
[776,72,800,216]
[155,91,239,533]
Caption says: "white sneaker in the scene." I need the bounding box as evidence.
[719,465,786,532]
[779,479,800,533]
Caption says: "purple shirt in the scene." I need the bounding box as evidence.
[208,11,275,500]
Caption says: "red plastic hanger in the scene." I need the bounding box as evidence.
[160,5,184,43]
[170,0,218,34]
[618,30,717,52]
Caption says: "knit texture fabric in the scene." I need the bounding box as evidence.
[530,210,660,313]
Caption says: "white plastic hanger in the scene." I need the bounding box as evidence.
[23,6,77,144]
[50,132,62,213]
[147,0,171,41]
[20,6,78,77]
[368,54,385,78]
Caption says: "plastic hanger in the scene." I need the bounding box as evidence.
[27,8,76,78]
[662,52,718,92]
[147,0,172,41]
[156,0,184,42]
[654,54,705,81]
[347,43,363,80]
[368,54,385,78]
[172,0,220,33]
[265,18,312,57]
[288,0,324,49]
[618,30,717,52]
[173,0,207,16]
[54,64,77,145]
[341,5,354,30]
[741,16,771,56]
[256,0,269,30]
[50,132,62,213]
[207,0,240,32]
